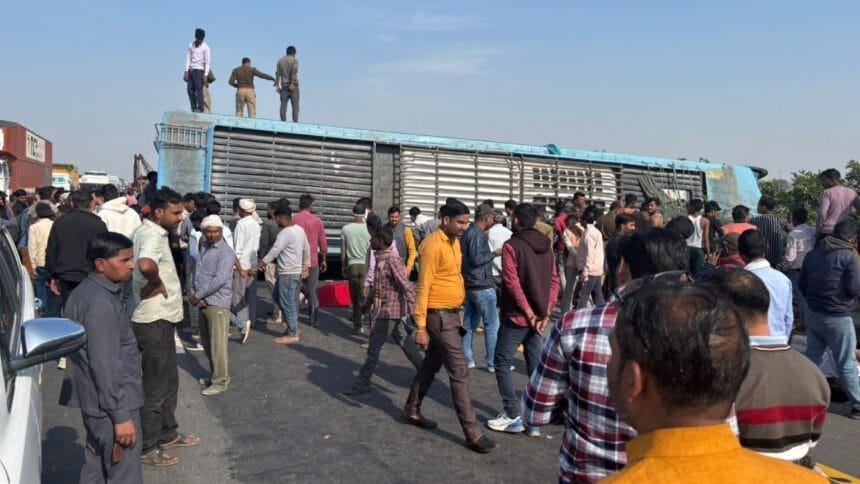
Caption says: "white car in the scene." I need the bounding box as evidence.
[0,225,85,483]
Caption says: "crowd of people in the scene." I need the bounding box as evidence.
[183,27,300,122]
[2,166,859,482]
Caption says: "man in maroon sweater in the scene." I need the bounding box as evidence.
[488,203,560,436]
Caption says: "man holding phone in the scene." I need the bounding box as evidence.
[64,232,144,483]
[488,203,560,437]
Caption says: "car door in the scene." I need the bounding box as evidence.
[0,227,42,484]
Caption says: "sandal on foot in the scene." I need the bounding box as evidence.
[140,448,179,467]
[159,433,201,449]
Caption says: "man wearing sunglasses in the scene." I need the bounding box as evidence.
[522,229,688,483]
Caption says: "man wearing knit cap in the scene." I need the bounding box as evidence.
[189,215,236,395]
[232,198,261,344]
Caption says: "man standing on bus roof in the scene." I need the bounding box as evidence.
[229,57,275,118]
[276,46,299,122]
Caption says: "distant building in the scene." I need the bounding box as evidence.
[0,120,53,191]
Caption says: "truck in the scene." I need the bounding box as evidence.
[78,170,111,192]
[51,163,79,191]
[156,111,764,258]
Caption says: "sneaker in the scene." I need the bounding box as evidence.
[242,320,251,344]
[487,414,524,433]
[467,362,476,369]
[201,384,227,396]
[465,435,498,454]
[525,426,541,438]
[343,383,372,395]
[191,333,201,342]
[56,357,66,370]
[185,342,204,352]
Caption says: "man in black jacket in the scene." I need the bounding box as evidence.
[46,189,108,307]
[799,220,860,419]
[460,203,500,371]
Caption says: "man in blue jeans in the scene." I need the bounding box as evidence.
[799,220,860,419]
[255,205,310,345]
[489,203,560,436]
[461,203,500,371]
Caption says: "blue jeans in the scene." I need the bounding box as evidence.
[493,318,545,418]
[804,310,860,410]
[35,267,62,317]
[788,270,807,327]
[275,273,301,336]
[462,288,500,369]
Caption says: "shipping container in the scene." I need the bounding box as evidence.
[0,121,53,191]
[157,111,764,258]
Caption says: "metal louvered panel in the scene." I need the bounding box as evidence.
[521,157,620,210]
[400,148,520,214]
[619,165,705,202]
[210,127,373,239]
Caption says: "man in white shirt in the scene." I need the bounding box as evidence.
[255,205,310,345]
[488,209,512,288]
[783,208,815,328]
[232,199,261,344]
[184,28,211,113]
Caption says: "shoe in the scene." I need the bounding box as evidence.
[191,333,201,342]
[343,383,372,395]
[525,426,541,437]
[486,365,514,374]
[465,435,498,454]
[201,384,227,396]
[242,320,251,344]
[351,327,365,336]
[487,414,524,433]
[403,413,438,429]
[850,408,860,420]
[57,357,66,370]
[467,362,476,369]
[274,335,300,345]
[185,342,204,352]
[198,377,211,387]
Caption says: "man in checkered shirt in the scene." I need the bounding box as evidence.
[522,228,689,483]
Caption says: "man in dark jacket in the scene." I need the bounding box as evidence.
[799,220,860,419]
[460,203,500,371]
[488,203,560,436]
[64,232,144,482]
[46,189,108,307]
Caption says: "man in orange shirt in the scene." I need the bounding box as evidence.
[403,198,498,454]
[604,281,824,483]
[723,205,758,236]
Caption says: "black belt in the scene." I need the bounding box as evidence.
[427,308,460,315]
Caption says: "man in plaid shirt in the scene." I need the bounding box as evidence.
[522,229,689,483]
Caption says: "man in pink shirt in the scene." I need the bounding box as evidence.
[817,169,860,236]
[292,194,327,327]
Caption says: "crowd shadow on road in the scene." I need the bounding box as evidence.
[292,343,498,448]
[42,426,84,483]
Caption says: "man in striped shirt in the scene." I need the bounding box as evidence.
[711,269,829,468]
[750,196,792,267]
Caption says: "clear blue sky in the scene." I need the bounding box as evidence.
[2,1,858,181]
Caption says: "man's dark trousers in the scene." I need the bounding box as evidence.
[358,318,423,386]
[405,311,481,440]
[132,319,179,453]
[494,318,544,418]
[186,69,205,112]
[80,412,143,483]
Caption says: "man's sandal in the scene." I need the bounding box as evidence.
[140,448,179,467]
[158,433,201,449]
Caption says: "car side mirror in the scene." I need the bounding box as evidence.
[9,318,86,373]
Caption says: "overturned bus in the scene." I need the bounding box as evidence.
[156,111,764,255]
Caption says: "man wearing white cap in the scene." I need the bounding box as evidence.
[188,215,236,395]
[232,198,262,344]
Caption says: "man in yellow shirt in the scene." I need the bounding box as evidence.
[604,281,825,483]
[403,198,497,454]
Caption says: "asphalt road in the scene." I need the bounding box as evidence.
[40,296,860,483]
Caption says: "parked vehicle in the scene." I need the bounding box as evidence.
[77,170,111,193]
[156,111,764,259]
[51,164,79,192]
[0,225,86,483]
